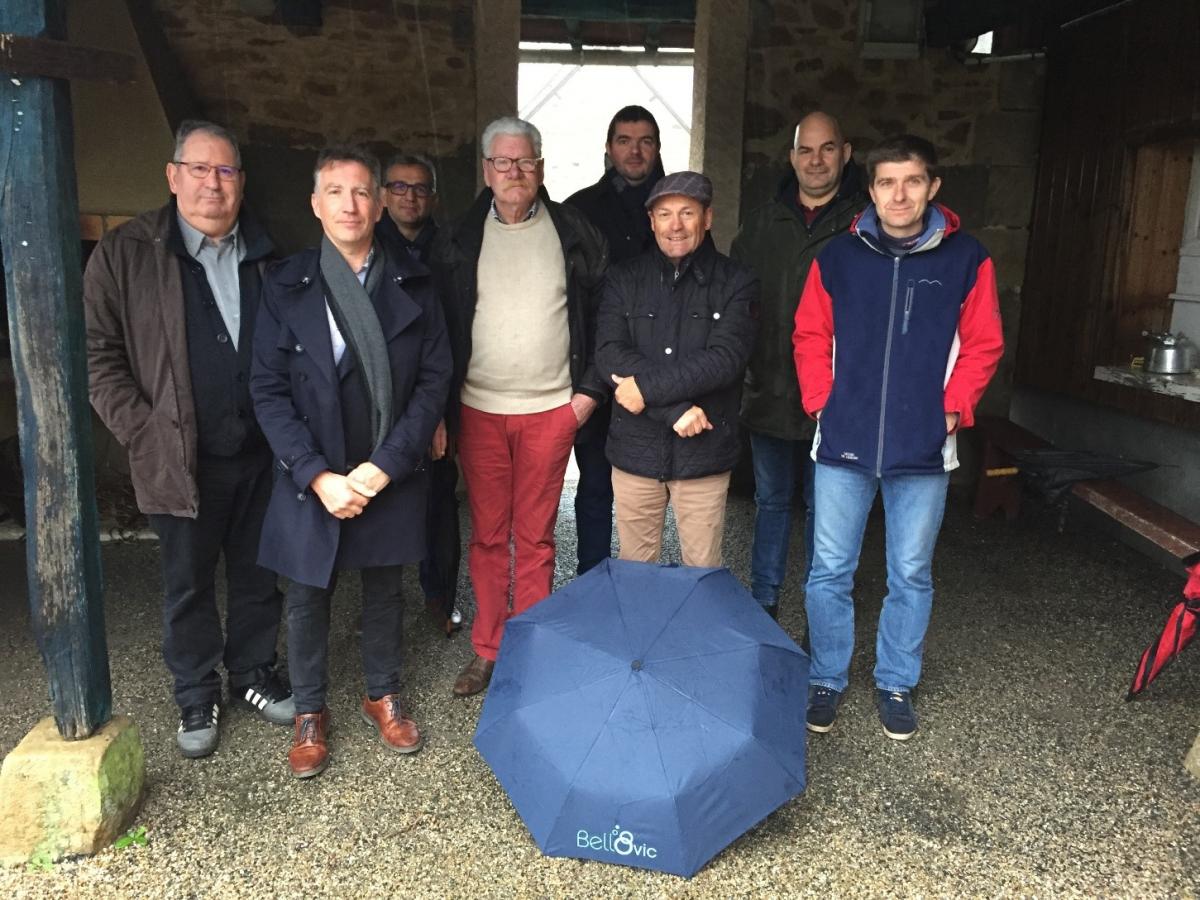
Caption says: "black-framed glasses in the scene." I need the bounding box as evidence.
[385,180,434,198]
[173,160,241,181]
[485,156,541,173]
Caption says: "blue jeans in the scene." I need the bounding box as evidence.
[749,431,815,607]
[804,462,949,694]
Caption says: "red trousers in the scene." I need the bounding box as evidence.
[458,402,578,660]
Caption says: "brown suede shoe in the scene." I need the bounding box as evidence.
[360,695,423,754]
[288,709,331,779]
[452,654,495,697]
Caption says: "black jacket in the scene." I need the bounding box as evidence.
[595,236,759,481]
[375,216,438,264]
[564,161,664,265]
[429,188,609,433]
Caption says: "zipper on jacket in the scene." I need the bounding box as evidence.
[902,279,915,335]
[876,257,901,477]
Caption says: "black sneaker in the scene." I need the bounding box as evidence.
[177,702,220,758]
[233,671,296,726]
[806,686,842,733]
[877,689,918,741]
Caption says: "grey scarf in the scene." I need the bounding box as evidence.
[320,236,392,451]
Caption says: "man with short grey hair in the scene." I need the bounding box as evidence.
[85,119,292,759]
[431,115,608,696]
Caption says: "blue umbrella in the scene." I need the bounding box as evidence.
[473,559,809,878]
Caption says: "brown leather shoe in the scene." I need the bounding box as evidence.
[288,709,331,779]
[360,694,423,754]
[452,654,495,697]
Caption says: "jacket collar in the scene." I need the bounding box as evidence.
[156,197,275,263]
[453,186,579,255]
[376,215,438,260]
[595,156,668,196]
[773,159,865,225]
[851,202,959,256]
[655,232,718,286]
[270,245,423,386]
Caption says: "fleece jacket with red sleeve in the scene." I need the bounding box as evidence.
[792,202,1004,476]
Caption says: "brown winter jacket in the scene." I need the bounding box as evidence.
[83,200,273,516]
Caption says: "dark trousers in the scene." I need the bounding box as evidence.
[418,454,461,607]
[286,565,405,714]
[148,451,281,709]
[574,412,614,574]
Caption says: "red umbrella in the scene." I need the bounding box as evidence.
[1127,550,1200,700]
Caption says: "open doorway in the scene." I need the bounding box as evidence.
[517,43,693,202]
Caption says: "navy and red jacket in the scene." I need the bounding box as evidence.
[793,202,1003,476]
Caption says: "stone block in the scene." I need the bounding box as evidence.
[985,166,1037,228]
[1186,730,1200,780]
[975,226,1031,289]
[975,111,1041,167]
[998,59,1046,111]
[0,716,144,867]
[936,164,989,230]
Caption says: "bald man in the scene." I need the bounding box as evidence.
[730,111,868,620]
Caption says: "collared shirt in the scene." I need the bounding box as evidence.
[177,213,246,350]
[489,196,539,223]
[325,246,375,365]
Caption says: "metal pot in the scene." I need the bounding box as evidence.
[1142,331,1198,374]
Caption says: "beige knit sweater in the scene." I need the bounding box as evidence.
[461,205,572,414]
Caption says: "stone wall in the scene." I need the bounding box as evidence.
[151,0,482,250]
[740,0,1046,426]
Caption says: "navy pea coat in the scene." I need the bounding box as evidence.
[251,245,452,588]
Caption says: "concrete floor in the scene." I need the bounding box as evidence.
[0,486,1198,898]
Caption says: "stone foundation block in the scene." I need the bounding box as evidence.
[0,715,144,867]
[1186,729,1200,780]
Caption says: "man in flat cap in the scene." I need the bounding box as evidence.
[595,172,758,566]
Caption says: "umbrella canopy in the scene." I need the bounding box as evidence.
[1127,550,1200,699]
[1012,448,1158,503]
[473,559,809,878]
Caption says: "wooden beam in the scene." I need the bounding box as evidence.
[0,0,112,740]
[0,33,136,83]
[123,0,203,131]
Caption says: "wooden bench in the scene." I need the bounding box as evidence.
[972,415,1200,560]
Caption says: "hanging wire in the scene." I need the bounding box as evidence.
[406,0,441,159]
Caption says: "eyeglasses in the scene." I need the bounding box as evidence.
[485,156,542,173]
[385,180,434,198]
[173,160,241,181]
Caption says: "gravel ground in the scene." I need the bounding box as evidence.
[1,485,1198,898]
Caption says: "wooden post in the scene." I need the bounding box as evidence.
[0,0,111,739]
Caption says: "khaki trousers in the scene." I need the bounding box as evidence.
[611,467,732,568]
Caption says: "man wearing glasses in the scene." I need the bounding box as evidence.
[377,153,440,263]
[84,120,292,759]
[375,153,461,636]
[431,116,608,697]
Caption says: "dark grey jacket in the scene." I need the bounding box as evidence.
[730,164,867,441]
[595,236,759,481]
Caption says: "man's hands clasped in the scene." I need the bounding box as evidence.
[310,461,391,520]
